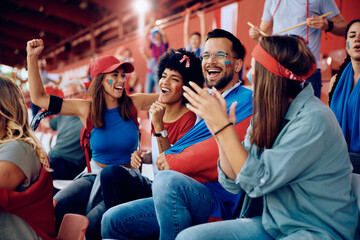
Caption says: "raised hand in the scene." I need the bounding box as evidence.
[249,26,262,41]
[184,8,191,17]
[196,10,204,18]
[212,87,237,125]
[26,39,44,58]
[183,81,235,135]
[149,100,166,131]
[307,15,329,31]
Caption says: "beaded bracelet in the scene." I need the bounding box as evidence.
[214,122,233,135]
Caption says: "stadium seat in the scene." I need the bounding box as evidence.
[57,214,89,240]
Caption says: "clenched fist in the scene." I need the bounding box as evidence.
[26,39,44,58]
[150,100,166,131]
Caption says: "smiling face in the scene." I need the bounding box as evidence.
[346,22,360,61]
[202,38,241,92]
[158,68,184,104]
[189,34,201,50]
[102,67,126,100]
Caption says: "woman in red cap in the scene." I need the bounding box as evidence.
[26,39,158,240]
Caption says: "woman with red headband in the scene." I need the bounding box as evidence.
[179,35,357,239]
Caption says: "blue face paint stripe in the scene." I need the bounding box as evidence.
[248,73,253,84]
[108,79,113,85]
[347,41,350,49]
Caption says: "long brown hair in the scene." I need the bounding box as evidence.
[0,74,49,170]
[329,19,360,105]
[88,72,133,128]
[250,36,315,152]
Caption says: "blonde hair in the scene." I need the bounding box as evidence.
[0,74,50,170]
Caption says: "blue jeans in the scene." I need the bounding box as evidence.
[101,197,159,239]
[101,171,215,240]
[305,69,321,99]
[146,72,158,93]
[176,216,273,240]
[50,157,85,180]
[100,165,153,210]
[153,170,215,240]
[54,175,105,240]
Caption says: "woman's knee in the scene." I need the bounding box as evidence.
[176,226,202,240]
[101,165,125,180]
[152,171,191,207]
[177,217,271,240]
[54,177,94,218]
[153,170,185,194]
[101,205,128,238]
[101,209,113,238]
[101,165,135,184]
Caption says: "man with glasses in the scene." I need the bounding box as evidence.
[101,29,253,240]
[43,80,88,180]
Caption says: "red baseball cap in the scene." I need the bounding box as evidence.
[90,55,134,79]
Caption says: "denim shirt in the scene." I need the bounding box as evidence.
[219,84,358,239]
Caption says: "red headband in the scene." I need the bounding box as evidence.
[251,43,316,82]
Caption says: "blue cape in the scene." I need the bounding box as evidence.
[330,62,360,153]
[165,85,253,155]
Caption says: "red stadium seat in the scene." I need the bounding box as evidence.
[57,214,89,240]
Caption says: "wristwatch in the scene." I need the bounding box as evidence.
[154,129,168,138]
[326,19,334,33]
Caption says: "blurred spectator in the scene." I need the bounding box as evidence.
[84,54,97,90]
[43,80,87,180]
[184,9,205,57]
[11,67,28,90]
[249,0,347,98]
[115,47,138,94]
[143,19,168,93]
